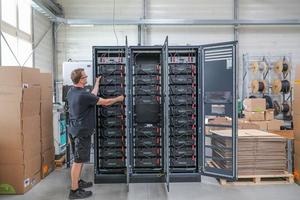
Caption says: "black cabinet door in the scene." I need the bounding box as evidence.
[199,42,238,180]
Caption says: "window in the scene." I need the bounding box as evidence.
[1,33,18,66]
[1,0,33,67]
[18,0,32,34]
[1,0,17,27]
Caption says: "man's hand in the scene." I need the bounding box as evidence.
[117,95,125,102]
[91,76,101,96]
[97,95,125,106]
[95,76,101,84]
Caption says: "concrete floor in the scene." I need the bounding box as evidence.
[1,164,300,200]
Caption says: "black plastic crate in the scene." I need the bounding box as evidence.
[170,95,195,106]
[170,157,196,167]
[100,75,125,85]
[169,64,195,75]
[134,157,161,168]
[134,95,160,104]
[170,136,196,146]
[170,146,195,157]
[134,137,161,147]
[169,106,195,116]
[135,147,160,157]
[99,85,125,97]
[134,64,160,75]
[98,117,124,128]
[99,128,125,138]
[98,106,124,117]
[134,75,160,85]
[99,147,125,158]
[169,85,196,95]
[99,158,125,169]
[169,75,195,85]
[134,85,161,95]
[97,64,125,76]
[135,125,161,137]
[99,137,125,148]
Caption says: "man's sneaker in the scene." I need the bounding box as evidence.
[69,188,92,199]
[78,179,93,189]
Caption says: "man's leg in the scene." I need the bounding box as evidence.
[79,163,83,177]
[69,135,92,199]
[71,162,83,190]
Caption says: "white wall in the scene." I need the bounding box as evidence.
[56,0,300,84]
[33,10,53,73]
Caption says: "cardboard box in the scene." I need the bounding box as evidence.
[0,66,40,87]
[238,119,260,129]
[0,154,41,194]
[0,86,41,102]
[0,102,40,151]
[270,130,294,140]
[40,73,52,88]
[41,135,54,152]
[294,83,300,100]
[250,121,268,131]
[294,115,300,140]
[295,140,300,156]
[41,100,54,152]
[41,147,55,179]
[243,98,266,112]
[244,111,265,121]
[0,86,41,117]
[41,100,53,136]
[293,99,300,115]
[40,73,53,100]
[41,87,53,100]
[265,109,274,121]
[0,167,40,194]
[267,119,284,131]
[295,154,300,184]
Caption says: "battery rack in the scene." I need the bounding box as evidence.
[93,47,128,183]
[92,41,238,187]
[167,48,200,181]
[130,47,164,182]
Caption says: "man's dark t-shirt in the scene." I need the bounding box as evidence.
[67,87,99,137]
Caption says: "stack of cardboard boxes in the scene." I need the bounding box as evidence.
[40,73,55,179]
[0,67,55,194]
[0,67,41,194]
[293,65,300,184]
[243,98,284,131]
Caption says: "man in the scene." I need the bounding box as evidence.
[67,68,124,199]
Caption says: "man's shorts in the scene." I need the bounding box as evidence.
[69,134,91,163]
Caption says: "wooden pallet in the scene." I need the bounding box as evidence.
[207,161,294,185]
[55,155,65,168]
[219,173,294,186]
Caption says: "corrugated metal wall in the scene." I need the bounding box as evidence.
[56,0,300,83]
[33,10,53,73]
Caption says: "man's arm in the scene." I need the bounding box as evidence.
[91,76,101,96]
[97,95,124,106]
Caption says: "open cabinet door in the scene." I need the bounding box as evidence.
[200,41,238,180]
[125,36,131,192]
[162,36,170,191]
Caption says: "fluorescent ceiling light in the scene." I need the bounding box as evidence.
[69,24,94,27]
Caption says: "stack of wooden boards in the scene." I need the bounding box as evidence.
[210,129,287,176]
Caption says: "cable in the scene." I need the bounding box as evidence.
[113,0,119,46]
